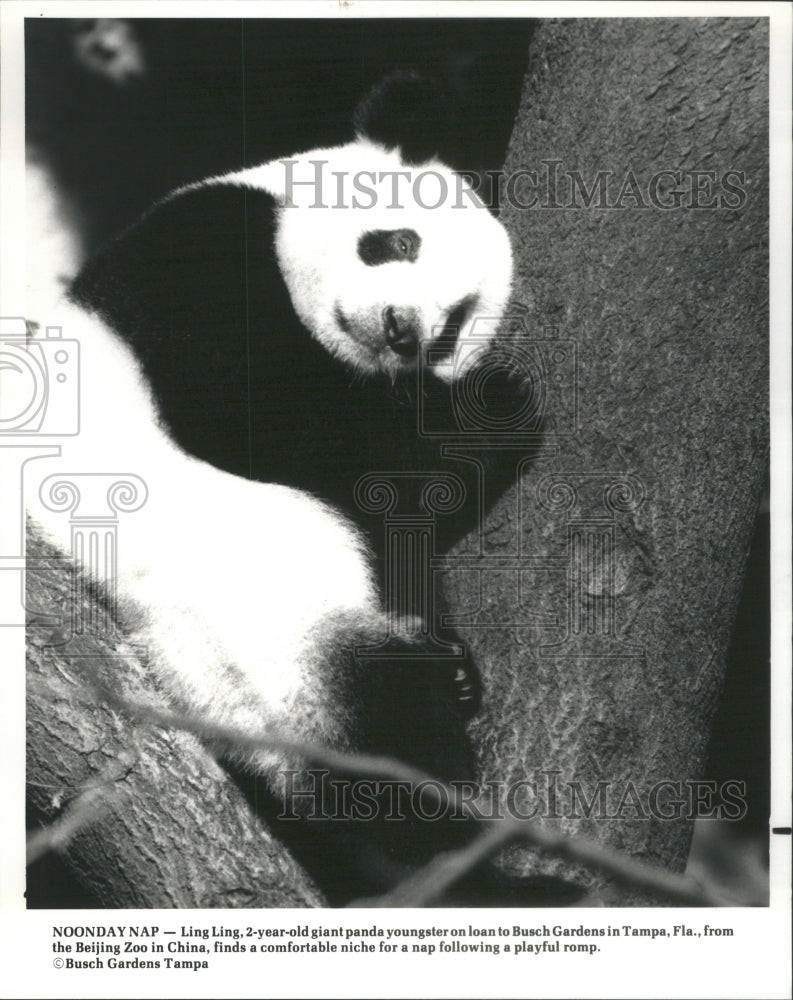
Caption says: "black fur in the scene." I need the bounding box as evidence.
[353,71,452,166]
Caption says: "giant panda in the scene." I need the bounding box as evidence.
[26,74,539,903]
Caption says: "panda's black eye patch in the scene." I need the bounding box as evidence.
[357,229,421,266]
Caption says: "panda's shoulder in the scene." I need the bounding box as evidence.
[70,180,292,356]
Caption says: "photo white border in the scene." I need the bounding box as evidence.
[1,3,790,998]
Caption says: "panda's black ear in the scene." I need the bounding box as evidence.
[353,71,453,166]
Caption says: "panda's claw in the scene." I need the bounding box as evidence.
[450,661,482,719]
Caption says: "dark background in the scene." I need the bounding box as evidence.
[26,18,533,251]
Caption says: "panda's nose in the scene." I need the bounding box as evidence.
[383,306,420,357]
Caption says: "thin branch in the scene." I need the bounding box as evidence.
[100,693,729,907]
[29,669,736,907]
[353,816,734,908]
[26,753,139,864]
[350,822,511,908]
[27,786,110,865]
[514,816,732,907]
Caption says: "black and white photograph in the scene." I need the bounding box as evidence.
[0,3,790,998]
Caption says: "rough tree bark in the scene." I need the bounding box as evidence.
[25,18,768,907]
[26,532,323,908]
[448,17,768,900]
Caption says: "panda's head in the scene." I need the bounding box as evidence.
[242,74,513,383]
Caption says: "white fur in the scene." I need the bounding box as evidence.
[25,155,85,312]
[25,299,379,778]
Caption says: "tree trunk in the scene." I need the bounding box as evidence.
[26,531,324,908]
[448,17,768,901]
